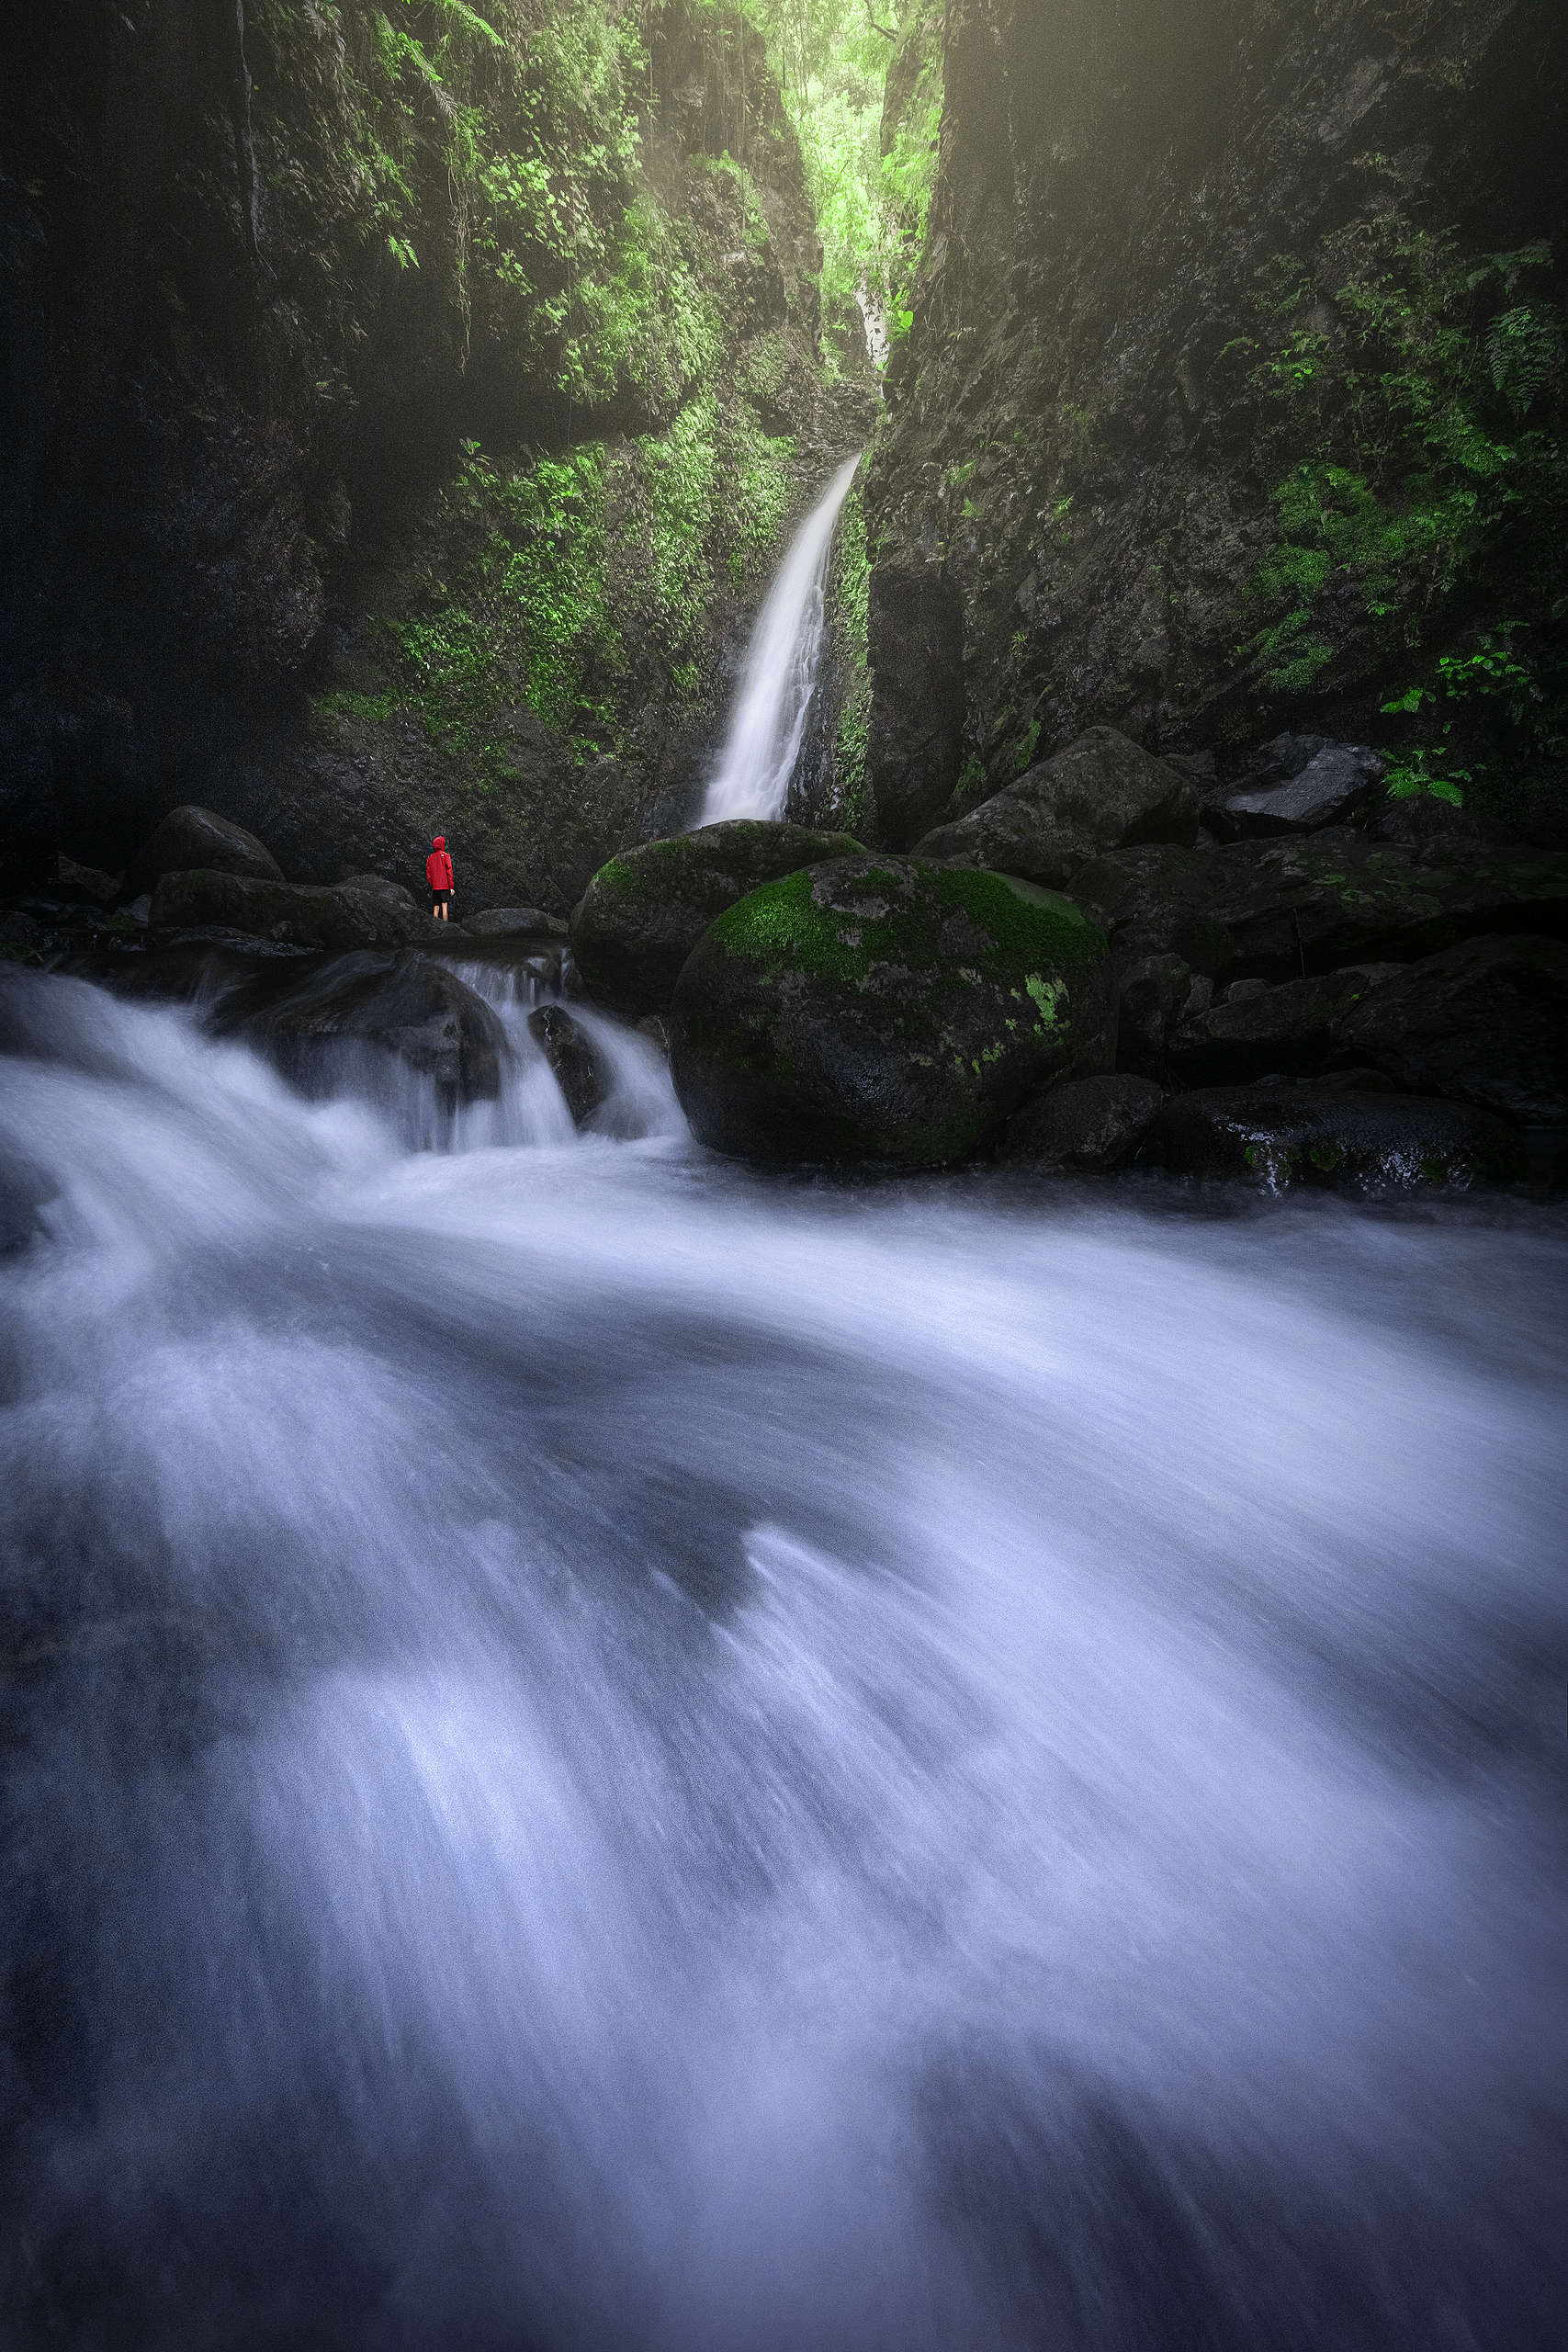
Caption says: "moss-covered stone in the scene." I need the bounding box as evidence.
[570,820,863,1015]
[669,854,1109,1164]
[1151,1086,1524,1192]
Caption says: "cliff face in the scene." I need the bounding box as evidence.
[2,0,861,905]
[863,0,1568,846]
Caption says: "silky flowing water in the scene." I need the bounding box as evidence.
[2,968,1565,2348]
[700,454,861,827]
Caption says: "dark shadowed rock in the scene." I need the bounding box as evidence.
[1367,794,1517,859]
[913,728,1201,884]
[1168,963,1403,1087]
[867,552,966,847]
[670,857,1109,1166]
[528,1005,614,1127]
[139,806,284,886]
[1218,745,1383,838]
[150,870,425,951]
[219,950,506,1101]
[1151,1087,1521,1190]
[1070,832,1568,980]
[55,855,123,906]
[465,906,570,938]
[570,820,863,1017]
[1114,952,1204,1078]
[999,1074,1166,1171]
[1329,933,1568,1127]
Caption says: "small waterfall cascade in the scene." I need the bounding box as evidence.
[699,453,862,825]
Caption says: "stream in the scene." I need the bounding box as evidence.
[1,967,1565,2346]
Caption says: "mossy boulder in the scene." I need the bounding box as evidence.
[570,820,863,1016]
[669,856,1110,1165]
[1151,1086,1523,1191]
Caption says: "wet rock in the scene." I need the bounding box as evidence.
[999,1074,1166,1171]
[570,820,863,1018]
[55,854,123,906]
[1151,1087,1522,1190]
[1114,952,1202,1078]
[464,906,569,938]
[670,857,1109,1166]
[1071,833,1568,980]
[222,951,506,1101]
[912,727,1201,885]
[136,806,284,887]
[1217,745,1383,839]
[1168,962,1403,1087]
[1367,794,1517,859]
[1329,933,1568,1127]
[1,911,42,949]
[528,1005,614,1127]
[150,870,425,952]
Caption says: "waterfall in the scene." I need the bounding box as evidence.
[700,453,862,825]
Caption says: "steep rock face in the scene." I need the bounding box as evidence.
[2,1,863,903]
[863,0,1568,835]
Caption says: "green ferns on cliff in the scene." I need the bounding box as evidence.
[1235,212,1568,816]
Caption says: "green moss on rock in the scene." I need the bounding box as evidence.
[671,854,1110,1164]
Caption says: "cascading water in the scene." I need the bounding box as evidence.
[2,962,1566,2349]
[700,454,862,826]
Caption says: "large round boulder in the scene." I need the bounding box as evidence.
[570,820,863,1016]
[911,727,1201,885]
[669,856,1110,1165]
[138,804,284,885]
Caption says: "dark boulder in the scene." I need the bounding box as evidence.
[136,805,284,887]
[55,854,123,907]
[1216,745,1383,839]
[570,820,863,1017]
[1329,933,1568,1127]
[670,857,1109,1166]
[999,1074,1166,1172]
[1151,1086,1522,1191]
[1168,963,1403,1088]
[1114,952,1206,1079]
[220,951,506,1102]
[150,870,425,952]
[866,553,966,848]
[527,1005,614,1128]
[464,906,569,938]
[913,727,1201,884]
[1366,794,1517,860]
[1071,832,1568,981]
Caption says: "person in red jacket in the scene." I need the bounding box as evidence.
[425,834,455,921]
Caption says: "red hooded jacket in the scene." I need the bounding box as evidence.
[425,839,454,892]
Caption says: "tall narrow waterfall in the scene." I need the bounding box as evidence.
[700,453,862,825]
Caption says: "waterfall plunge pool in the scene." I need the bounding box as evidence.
[1,969,1565,2348]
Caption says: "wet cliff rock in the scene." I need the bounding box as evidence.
[2,1,863,904]
[863,0,1568,839]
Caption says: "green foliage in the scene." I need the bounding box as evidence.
[1379,624,1562,805]
[1238,216,1568,741]
[751,0,942,356]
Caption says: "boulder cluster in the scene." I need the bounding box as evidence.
[569,732,1567,1192]
[4,737,1564,1192]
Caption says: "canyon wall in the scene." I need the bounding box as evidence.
[2,0,865,905]
[863,0,1568,844]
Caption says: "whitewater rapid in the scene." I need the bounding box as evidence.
[1,969,1565,2349]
